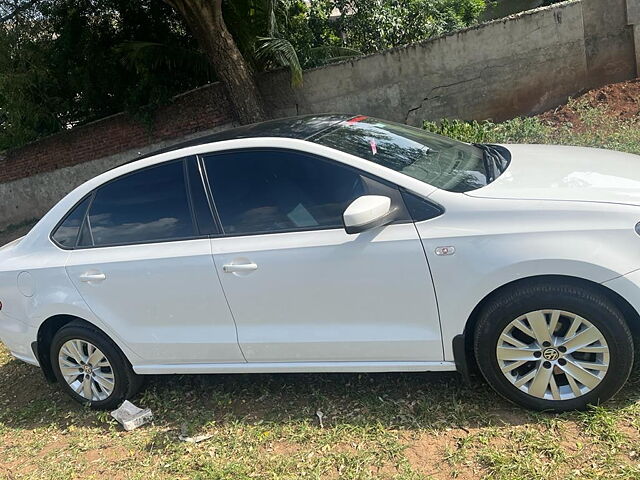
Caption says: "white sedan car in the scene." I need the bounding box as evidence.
[1,115,639,411]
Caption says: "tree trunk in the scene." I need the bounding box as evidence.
[164,0,266,124]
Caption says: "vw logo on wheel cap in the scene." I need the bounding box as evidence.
[542,348,560,361]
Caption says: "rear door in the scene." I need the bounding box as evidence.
[64,158,245,365]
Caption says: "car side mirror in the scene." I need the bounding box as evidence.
[343,195,395,234]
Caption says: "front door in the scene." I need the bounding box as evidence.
[203,148,442,363]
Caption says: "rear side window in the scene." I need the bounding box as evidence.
[51,197,91,248]
[78,161,196,247]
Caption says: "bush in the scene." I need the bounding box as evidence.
[423,117,551,144]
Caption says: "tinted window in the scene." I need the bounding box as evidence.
[312,117,498,192]
[52,197,90,248]
[80,161,195,247]
[186,157,219,235]
[204,150,406,236]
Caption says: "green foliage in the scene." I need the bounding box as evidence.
[327,0,487,54]
[222,0,308,87]
[223,0,360,82]
[1,0,489,150]
[423,117,551,144]
[255,37,304,86]
[0,0,212,151]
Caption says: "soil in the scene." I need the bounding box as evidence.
[539,78,640,128]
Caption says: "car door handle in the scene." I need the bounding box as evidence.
[222,263,258,273]
[79,272,106,282]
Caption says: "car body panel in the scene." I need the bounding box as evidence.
[65,238,245,364]
[603,268,640,321]
[468,144,640,206]
[210,224,443,363]
[421,190,640,360]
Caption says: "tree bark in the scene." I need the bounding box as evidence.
[163,0,266,124]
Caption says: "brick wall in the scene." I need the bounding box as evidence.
[0,82,234,184]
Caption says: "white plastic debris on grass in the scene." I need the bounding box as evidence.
[316,410,325,428]
[178,433,214,443]
[178,423,214,443]
[110,400,153,431]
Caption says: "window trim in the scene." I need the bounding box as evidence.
[182,158,200,236]
[399,188,445,222]
[196,155,224,235]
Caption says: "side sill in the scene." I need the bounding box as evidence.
[133,361,458,375]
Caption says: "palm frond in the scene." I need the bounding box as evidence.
[115,40,210,76]
[255,36,303,87]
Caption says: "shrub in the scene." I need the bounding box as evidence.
[423,117,551,144]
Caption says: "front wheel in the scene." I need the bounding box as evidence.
[474,281,634,411]
[50,322,143,409]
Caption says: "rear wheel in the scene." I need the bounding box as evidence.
[474,281,634,411]
[50,322,142,409]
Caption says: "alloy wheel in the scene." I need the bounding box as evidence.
[496,310,609,401]
[58,339,115,402]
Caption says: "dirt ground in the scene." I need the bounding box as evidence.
[539,78,640,130]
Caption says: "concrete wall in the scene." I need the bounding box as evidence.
[582,0,637,88]
[1,0,638,234]
[260,0,636,125]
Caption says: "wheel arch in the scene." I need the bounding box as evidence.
[36,315,123,383]
[457,275,640,376]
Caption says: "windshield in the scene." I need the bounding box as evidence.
[311,116,506,192]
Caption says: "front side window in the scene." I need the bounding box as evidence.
[203,149,407,236]
[79,161,195,247]
[311,117,502,193]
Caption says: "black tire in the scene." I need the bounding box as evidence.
[474,280,634,412]
[50,321,143,410]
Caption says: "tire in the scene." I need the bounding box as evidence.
[50,321,143,410]
[474,280,634,411]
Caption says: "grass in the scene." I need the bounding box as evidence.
[3,345,640,479]
[2,95,640,479]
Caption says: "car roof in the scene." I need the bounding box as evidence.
[137,114,354,160]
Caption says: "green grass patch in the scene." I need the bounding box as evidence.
[424,97,640,155]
